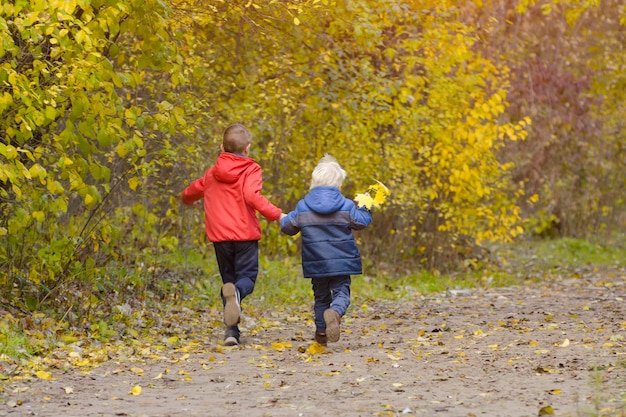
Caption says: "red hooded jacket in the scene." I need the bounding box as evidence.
[181,152,281,242]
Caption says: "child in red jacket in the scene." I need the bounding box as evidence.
[182,124,283,346]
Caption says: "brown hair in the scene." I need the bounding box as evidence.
[222,123,252,154]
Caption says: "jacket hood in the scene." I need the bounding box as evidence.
[304,186,345,214]
[213,152,255,184]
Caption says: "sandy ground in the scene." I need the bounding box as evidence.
[2,268,626,417]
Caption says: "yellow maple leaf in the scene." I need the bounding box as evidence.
[271,341,293,351]
[307,342,326,355]
[354,180,390,209]
[354,192,375,209]
[35,370,54,380]
[129,385,142,396]
[371,182,390,206]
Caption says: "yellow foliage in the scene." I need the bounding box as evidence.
[354,181,390,209]
[128,177,141,191]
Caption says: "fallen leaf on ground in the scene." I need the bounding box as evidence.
[35,371,54,380]
[538,405,554,415]
[271,341,292,351]
[307,343,325,355]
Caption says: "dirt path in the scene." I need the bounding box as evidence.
[3,269,626,417]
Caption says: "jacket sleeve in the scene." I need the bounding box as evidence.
[181,175,206,205]
[242,164,282,221]
[280,210,300,236]
[350,203,373,230]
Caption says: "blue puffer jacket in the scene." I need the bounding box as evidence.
[280,186,372,278]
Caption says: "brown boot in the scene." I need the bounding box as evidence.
[314,331,327,346]
[324,309,341,343]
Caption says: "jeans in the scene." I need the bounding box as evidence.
[311,275,351,332]
[213,240,259,302]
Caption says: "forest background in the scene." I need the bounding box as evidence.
[0,0,625,365]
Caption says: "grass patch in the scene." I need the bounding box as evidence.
[353,269,523,303]
[177,235,626,309]
[255,257,311,308]
[1,236,624,369]
[495,235,626,271]
[0,321,29,360]
[544,236,626,266]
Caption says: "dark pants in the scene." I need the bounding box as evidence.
[213,240,259,303]
[311,275,351,332]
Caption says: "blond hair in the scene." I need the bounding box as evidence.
[222,123,252,154]
[310,154,346,189]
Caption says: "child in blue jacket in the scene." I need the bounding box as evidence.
[280,155,372,345]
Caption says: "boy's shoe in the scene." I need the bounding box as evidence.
[314,331,327,346]
[224,327,240,346]
[222,283,240,327]
[323,309,341,343]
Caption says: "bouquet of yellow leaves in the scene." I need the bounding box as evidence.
[354,180,390,209]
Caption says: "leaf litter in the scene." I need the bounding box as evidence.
[2,267,626,416]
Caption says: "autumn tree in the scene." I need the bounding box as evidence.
[171,0,529,271]
[460,0,626,237]
[11,0,609,316]
[0,0,190,312]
